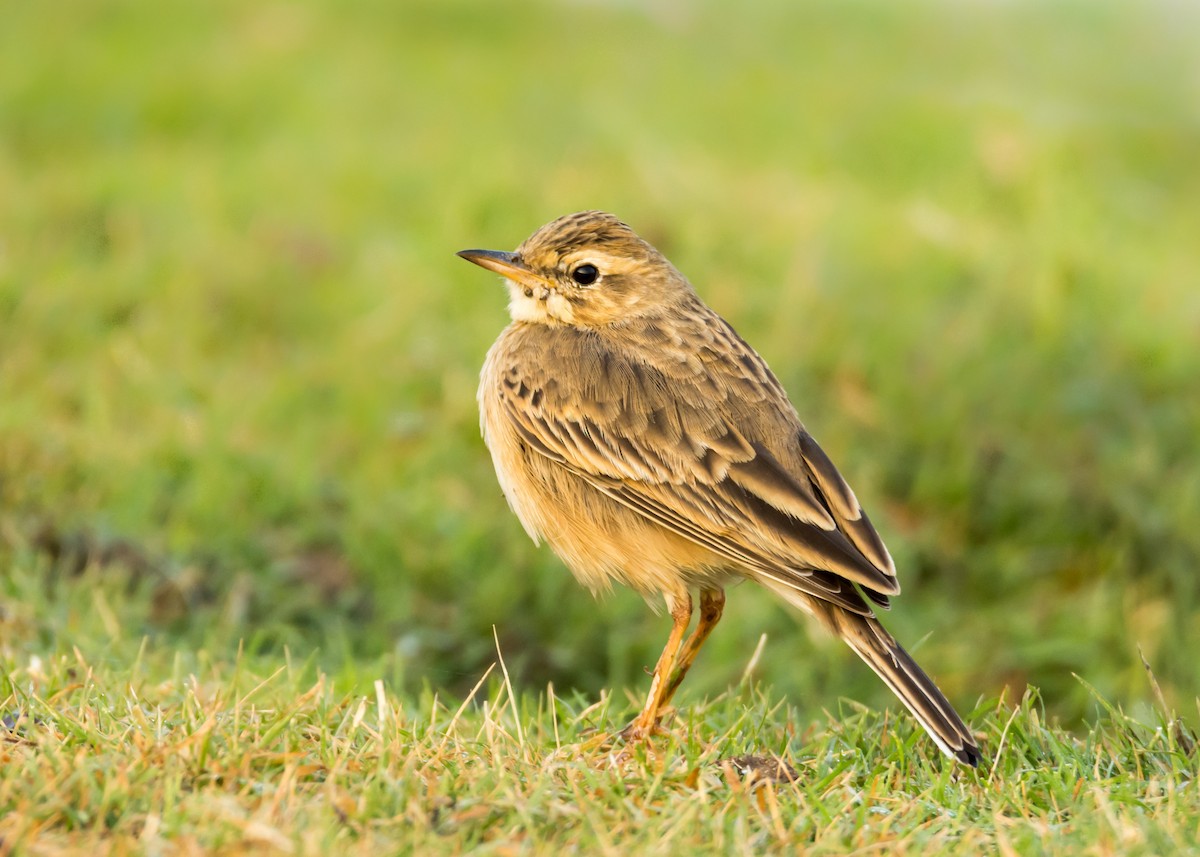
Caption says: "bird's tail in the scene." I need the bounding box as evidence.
[761,580,981,766]
[831,608,981,766]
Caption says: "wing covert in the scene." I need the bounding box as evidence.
[494,343,899,604]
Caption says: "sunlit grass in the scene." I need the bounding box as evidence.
[2,626,1197,854]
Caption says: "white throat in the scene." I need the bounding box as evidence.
[506,281,576,324]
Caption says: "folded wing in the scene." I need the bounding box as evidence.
[495,329,899,614]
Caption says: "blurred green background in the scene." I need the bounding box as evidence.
[2,0,1198,728]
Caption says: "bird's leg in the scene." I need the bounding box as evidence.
[660,587,725,709]
[621,592,692,741]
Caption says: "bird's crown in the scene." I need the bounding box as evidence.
[459,211,691,327]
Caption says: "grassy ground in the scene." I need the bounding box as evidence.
[2,0,1199,851]
[2,569,1198,854]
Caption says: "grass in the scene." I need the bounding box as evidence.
[2,0,1200,851]
[2,586,1198,854]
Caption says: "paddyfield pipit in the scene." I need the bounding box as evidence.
[458,211,981,766]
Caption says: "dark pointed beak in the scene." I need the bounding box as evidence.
[457,248,552,291]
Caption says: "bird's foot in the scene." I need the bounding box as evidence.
[617,708,675,743]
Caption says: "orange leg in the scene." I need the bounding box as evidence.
[621,592,692,741]
[661,587,725,709]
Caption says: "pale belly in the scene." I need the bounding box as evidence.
[479,391,735,608]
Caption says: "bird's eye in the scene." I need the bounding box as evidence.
[570,263,599,286]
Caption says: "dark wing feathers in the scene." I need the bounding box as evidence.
[494,324,900,610]
[798,432,897,583]
[726,444,835,529]
[591,477,878,615]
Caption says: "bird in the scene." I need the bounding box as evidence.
[457,210,981,766]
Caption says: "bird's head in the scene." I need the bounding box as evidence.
[458,211,691,327]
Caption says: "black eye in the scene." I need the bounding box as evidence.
[570,263,599,286]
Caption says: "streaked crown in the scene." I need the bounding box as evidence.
[459,211,693,327]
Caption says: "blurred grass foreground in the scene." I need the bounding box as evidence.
[2,0,1199,732]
